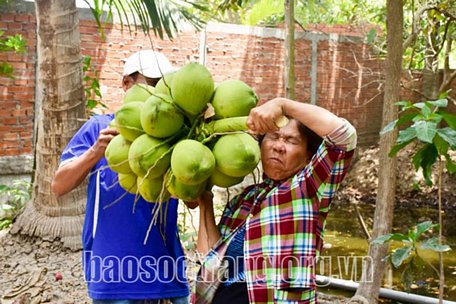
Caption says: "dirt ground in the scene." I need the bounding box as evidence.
[0,145,454,304]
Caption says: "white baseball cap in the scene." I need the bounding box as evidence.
[122,50,174,78]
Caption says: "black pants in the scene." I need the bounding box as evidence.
[212,282,249,304]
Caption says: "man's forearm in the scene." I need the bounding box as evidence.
[52,126,118,198]
[51,148,103,197]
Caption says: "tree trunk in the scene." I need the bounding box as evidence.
[11,0,87,250]
[284,0,295,100]
[352,1,403,303]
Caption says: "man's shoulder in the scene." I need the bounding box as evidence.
[88,113,114,125]
[80,113,114,131]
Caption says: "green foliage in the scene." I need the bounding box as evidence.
[0,31,26,78]
[186,0,386,28]
[176,205,197,251]
[403,1,456,70]
[0,179,31,230]
[83,55,107,114]
[382,99,456,185]
[245,0,283,26]
[86,0,207,39]
[191,0,454,74]
[372,221,451,288]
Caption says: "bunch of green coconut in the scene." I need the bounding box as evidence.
[105,62,260,203]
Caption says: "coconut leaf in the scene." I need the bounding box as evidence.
[86,0,207,40]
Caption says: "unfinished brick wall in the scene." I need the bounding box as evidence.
[1,7,454,159]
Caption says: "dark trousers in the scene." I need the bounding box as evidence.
[212,282,249,304]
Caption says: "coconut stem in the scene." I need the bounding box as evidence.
[196,116,249,142]
[210,116,249,133]
[186,114,204,139]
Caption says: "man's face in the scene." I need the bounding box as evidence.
[260,120,310,181]
[122,74,160,91]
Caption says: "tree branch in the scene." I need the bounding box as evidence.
[434,19,451,59]
[440,35,455,93]
[439,69,456,93]
[403,4,438,50]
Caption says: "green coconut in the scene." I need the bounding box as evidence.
[137,175,170,203]
[211,79,258,118]
[128,134,171,178]
[171,63,214,116]
[165,170,207,201]
[209,167,244,188]
[105,134,132,174]
[123,83,155,103]
[140,93,184,138]
[154,73,175,97]
[171,139,215,185]
[115,102,145,142]
[212,133,260,177]
[118,172,138,194]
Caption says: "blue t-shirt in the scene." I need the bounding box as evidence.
[61,114,189,300]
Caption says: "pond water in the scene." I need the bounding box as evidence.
[319,202,456,302]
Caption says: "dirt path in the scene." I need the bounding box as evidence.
[0,230,89,304]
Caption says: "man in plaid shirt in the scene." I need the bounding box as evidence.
[195,97,357,304]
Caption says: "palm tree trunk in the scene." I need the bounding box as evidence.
[352,1,403,302]
[11,0,87,250]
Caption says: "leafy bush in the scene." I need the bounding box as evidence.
[0,179,31,229]
[0,31,26,78]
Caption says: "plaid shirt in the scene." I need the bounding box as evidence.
[195,120,356,304]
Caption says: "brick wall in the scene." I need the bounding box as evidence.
[0,11,36,156]
[1,4,454,159]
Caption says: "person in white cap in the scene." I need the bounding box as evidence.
[51,50,189,304]
[122,49,174,90]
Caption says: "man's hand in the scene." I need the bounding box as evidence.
[91,127,119,157]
